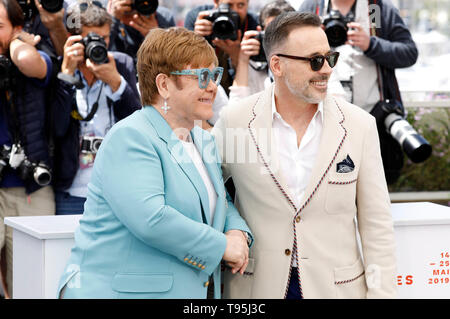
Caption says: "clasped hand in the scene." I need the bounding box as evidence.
[223,230,249,275]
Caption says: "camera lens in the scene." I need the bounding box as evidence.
[33,165,52,186]
[385,113,432,163]
[39,0,64,13]
[85,40,109,64]
[324,20,348,47]
[91,139,103,153]
[133,0,158,16]
[213,16,236,40]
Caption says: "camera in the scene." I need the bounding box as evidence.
[0,55,13,91]
[132,0,158,16]
[0,143,52,186]
[81,136,103,154]
[322,9,355,48]
[370,100,432,163]
[206,3,241,41]
[250,31,267,63]
[17,0,64,21]
[80,32,109,64]
[17,159,52,186]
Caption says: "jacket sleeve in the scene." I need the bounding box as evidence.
[364,0,418,68]
[356,116,397,298]
[51,79,75,138]
[112,52,141,120]
[98,125,227,276]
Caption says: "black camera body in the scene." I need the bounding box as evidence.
[250,31,267,63]
[322,9,355,47]
[132,0,158,16]
[206,3,241,41]
[17,0,64,21]
[0,143,51,186]
[370,99,432,163]
[80,32,109,64]
[0,55,13,91]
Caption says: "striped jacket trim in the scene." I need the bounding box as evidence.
[247,96,347,299]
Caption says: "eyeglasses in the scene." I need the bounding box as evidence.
[275,51,340,71]
[170,67,224,89]
[79,1,103,12]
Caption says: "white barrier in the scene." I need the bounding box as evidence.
[4,202,450,299]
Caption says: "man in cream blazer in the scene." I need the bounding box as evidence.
[212,12,397,299]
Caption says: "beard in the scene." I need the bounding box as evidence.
[284,74,329,104]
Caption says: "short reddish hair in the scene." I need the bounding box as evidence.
[137,27,218,106]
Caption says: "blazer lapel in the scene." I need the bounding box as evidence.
[247,85,297,216]
[298,95,347,213]
[142,107,211,224]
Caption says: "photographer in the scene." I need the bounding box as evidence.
[53,2,140,215]
[0,0,56,298]
[18,0,68,57]
[299,0,420,183]
[230,0,345,103]
[184,0,259,95]
[107,0,175,64]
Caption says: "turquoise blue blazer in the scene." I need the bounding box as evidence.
[57,106,252,299]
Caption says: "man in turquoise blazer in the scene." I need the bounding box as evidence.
[57,106,252,298]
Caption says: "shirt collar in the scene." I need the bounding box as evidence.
[271,87,324,124]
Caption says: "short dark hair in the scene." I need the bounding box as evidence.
[259,0,295,29]
[65,2,112,35]
[0,0,24,28]
[263,12,322,57]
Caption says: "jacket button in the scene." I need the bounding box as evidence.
[198,264,202,268]
[285,249,291,256]
[184,257,189,262]
[201,266,206,270]
[295,216,301,223]
[204,281,209,287]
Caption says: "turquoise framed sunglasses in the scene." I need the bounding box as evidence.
[170,67,224,89]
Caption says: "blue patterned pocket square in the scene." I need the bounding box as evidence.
[336,155,355,173]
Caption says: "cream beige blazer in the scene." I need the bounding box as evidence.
[212,84,397,299]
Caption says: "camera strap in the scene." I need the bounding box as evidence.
[71,82,104,122]
[368,0,386,102]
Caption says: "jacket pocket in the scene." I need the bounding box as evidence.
[325,172,358,215]
[334,257,367,299]
[112,273,173,293]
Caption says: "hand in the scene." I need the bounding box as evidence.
[212,29,242,67]
[128,13,159,36]
[239,28,262,61]
[108,0,133,20]
[86,52,122,92]
[61,35,84,76]
[194,10,213,37]
[34,0,65,30]
[223,230,249,275]
[346,22,371,51]
[11,30,41,47]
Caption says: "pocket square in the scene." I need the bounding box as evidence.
[337,155,355,173]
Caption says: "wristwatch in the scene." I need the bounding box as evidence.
[242,231,252,247]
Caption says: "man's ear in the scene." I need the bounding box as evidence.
[269,54,283,78]
[155,73,170,100]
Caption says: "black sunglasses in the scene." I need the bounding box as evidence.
[79,1,103,11]
[275,51,340,71]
